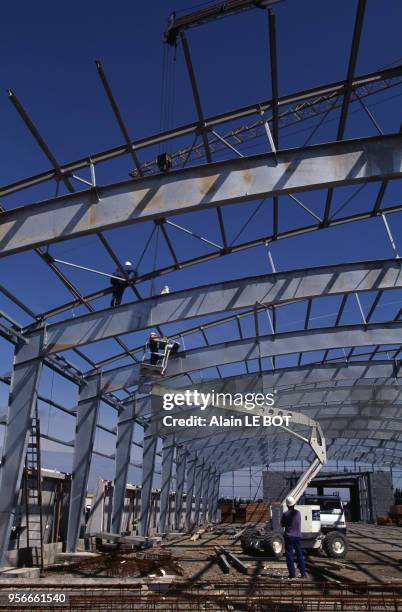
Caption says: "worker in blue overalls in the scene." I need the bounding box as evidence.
[281,495,306,580]
[110,261,135,307]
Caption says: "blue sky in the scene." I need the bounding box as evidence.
[1,0,402,491]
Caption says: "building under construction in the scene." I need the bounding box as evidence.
[0,0,402,609]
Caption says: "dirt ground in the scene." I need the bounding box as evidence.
[1,523,402,586]
[1,525,402,610]
[154,523,402,585]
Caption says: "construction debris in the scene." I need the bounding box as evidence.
[377,504,402,526]
[47,549,184,578]
[89,531,158,552]
[190,528,206,541]
[216,546,248,575]
[215,552,231,574]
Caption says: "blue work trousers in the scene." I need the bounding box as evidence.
[284,535,306,578]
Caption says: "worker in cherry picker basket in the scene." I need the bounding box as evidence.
[148,332,180,366]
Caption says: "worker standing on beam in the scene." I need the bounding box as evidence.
[110,261,135,307]
[281,495,306,580]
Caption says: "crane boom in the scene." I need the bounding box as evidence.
[165,0,282,45]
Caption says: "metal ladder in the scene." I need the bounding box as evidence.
[24,416,44,571]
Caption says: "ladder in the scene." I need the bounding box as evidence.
[24,416,44,571]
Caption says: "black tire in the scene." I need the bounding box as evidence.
[241,527,258,553]
[323,532,348,559]
[260,532,285,559]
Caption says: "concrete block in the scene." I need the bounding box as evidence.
[0,567,41,579]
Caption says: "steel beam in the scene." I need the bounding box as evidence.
[207,468,217,523]
[1,134,401,257]
[166,323,401,377]
[174,446,187,530]
[86,479,106,535]
[149,384,401,422]
[172,402,402,472]
[139,401,159,536]
[0,330,44,567]
[185,452,197,530]
[211,473,220,521]
[169,403,401,448]
[193,459,204,527]
[138,360,400,411]
[24,259,402,357]
[1,65,400,200]
[66,374,102,552]
[111,400,136,534]
[201,467,212,524]
[100,356,401,420]
[133,325,402,403]
[159,435,175,533]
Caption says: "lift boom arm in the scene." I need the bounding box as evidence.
[282,423,327,509]
[147,382,327,507]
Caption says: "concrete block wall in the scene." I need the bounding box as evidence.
[262,470,293,503]
[8,469,70,553]
[370,470,395,520]
[262,468,394,524]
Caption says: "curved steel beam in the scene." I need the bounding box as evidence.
[163,322,401,378]
[79,323,402,399]
[1,134,401,257]
[140,384,402,426]
[38,203,402,323]
[159,402,401,445]
[1,65,401,200]
[21,258,402,356]
[137,360,401,406]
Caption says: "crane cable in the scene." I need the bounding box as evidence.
[159,42,177,154]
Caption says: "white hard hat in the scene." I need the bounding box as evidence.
[286,495,296,507]
[124,260,132,267]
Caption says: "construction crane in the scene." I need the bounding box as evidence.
[165,0,282,46]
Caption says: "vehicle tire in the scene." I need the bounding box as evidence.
[241,527,258,553]
[260,532,285,559]
[323,532,348,559]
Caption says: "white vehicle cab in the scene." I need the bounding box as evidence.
[302,494,347,534]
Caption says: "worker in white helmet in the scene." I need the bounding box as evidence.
[110,261,135,307]
[281,495,306,579]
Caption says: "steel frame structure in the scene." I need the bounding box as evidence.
[0,0,401,565]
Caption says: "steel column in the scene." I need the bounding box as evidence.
[111,400,136,534]
[193,460,204,526]
[86,479,106,535]
[207,468,217,523]
[0,330,44,567]
[174,446,187,530]
[211,473,221,522]
[185,452,197,530]
[139,428,158,536]
[66,374,102,552]
[159,436,175,533]
[201,467,212,524]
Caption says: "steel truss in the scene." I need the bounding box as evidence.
[0,0,401,564]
